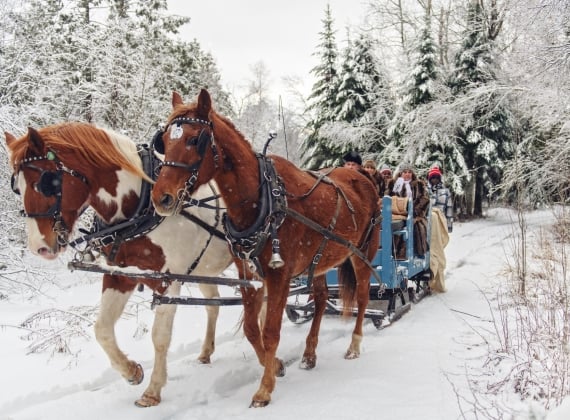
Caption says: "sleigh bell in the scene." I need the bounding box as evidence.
[269,252,285,269]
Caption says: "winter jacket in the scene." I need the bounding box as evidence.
[429,182,453,233]
[389,174,430,256]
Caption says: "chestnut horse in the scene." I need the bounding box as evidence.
[5,123,233,407]
[151,89,380,407]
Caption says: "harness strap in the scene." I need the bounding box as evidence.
[223,154,287,274]
[293,168,336,198]
[285,206,382,283]
[179,183,224,275]
[179,211,225,241]
[303,192,342,291]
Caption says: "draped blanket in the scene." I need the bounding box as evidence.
[429,208,450,293]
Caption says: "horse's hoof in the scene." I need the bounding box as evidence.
[275,358,286,377]
[198,355,211,364]
[300,356,316,370]
[134,393,161,407]
[344,350,360,360]
[250,399,270,408]
[127,363,144,385]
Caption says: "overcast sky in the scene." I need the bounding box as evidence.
[167,0,368,102]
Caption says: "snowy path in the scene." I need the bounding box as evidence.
[0,208,552,420]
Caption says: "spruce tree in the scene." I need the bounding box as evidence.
[385,10,450,174]
[448,0,513,217]
[345,32,394,161]
[301,4,341,169]
[403,10,461,180]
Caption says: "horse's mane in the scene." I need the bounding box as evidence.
[10,123,149,180]
[167,103,253,152]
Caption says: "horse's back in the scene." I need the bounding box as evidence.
[269,156,379,274]
[271,156,378,218]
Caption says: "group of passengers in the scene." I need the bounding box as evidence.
[340,151,453,258]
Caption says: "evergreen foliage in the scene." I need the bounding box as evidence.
[301,4,341,169]
[0,0,228,140]
[448,1,514,216]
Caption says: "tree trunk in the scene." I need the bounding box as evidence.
[474,170,484,216]
[464,173,476,218]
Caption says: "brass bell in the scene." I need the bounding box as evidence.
[269,252,284,269]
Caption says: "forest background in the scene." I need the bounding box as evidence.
[0,0,569,417]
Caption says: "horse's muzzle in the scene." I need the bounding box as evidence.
[154,193,178,216]
[35,244,63,260]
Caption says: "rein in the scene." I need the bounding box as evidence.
[70,142,225,273]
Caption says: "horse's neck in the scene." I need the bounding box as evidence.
[214,139,262,230]
[89,168,144,225]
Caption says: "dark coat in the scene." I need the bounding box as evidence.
[388,172,430,256]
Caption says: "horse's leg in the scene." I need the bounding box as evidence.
[345,261,370,360]
[241,286,266,365]
[250,275,289,408]
[135,280,181,408]
[94,275,142,384]
[300,274,327,370]
[197,283,220,363]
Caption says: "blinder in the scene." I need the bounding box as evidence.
[151,128,165,155]
[10,173,20,195]
[34,170,63,197]
[187,128,211,157]
[12,149,87,220]
[12,167,63,198]
[151,122,212,159]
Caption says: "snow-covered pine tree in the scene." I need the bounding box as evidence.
[0,0,228,141]
[332,31,394,161]
[447,0,513,217]
[398,8,463,189]
[301,4,341,169]
[382,8,460,182]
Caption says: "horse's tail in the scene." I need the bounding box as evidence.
[338,258,357,317]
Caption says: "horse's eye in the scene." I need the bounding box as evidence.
[186,136,198,149]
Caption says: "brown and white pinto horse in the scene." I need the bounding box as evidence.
[5,123,233,407]
[151,89,380,407]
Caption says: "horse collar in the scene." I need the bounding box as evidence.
[222,154,287,272]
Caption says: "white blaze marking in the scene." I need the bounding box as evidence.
[18,173,54,258]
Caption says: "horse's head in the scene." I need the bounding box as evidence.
[152,89,219,216]
[5,128,90,259]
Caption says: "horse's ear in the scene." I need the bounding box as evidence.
[172,91,184,108]
[27,127,45,154]
[197,89,212,119]
[5,131,17,148]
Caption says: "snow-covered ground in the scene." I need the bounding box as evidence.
[0,207,568,420]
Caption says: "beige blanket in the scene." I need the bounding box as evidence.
[429,208,450,293]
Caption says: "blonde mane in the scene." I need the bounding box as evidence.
[10,123,150,181]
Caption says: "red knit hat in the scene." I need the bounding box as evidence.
[428,166,442,180]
